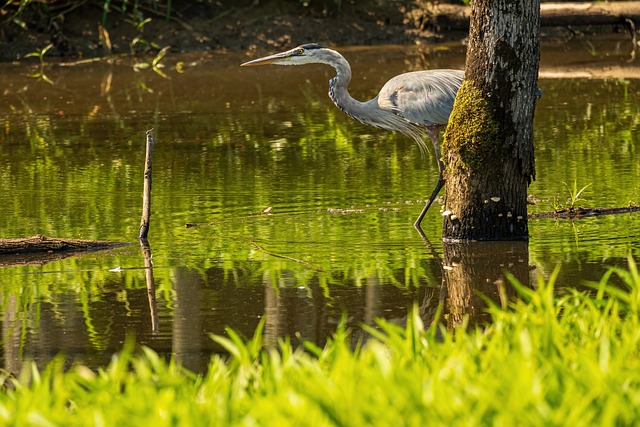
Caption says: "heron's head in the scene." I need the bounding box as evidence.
[241,43,333,67]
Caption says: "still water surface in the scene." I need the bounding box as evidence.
[1,40,639,373]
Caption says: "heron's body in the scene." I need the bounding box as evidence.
[330,69,463,150]
[241,43,463,229]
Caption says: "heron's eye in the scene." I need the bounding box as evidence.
[297,48,304,55]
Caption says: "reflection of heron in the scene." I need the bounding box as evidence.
[242,43,463,229]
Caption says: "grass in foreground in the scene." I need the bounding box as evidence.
[1,258,640,426]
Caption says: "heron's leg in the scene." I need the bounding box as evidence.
[414,161,444,228]
[414,126,445,230]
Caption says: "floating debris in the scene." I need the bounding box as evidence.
[527,194,540,205]
[490,197,501,202]
[327,208,365,215]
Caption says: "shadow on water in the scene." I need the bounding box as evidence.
[1,39,639,373]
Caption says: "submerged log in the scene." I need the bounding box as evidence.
[0,235,127,256]
[530,205,640,220]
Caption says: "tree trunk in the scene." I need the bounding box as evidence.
[442,0,540,241]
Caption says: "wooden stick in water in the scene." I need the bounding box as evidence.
[139,129,155,240]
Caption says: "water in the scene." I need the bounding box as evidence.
[1,41,639,373]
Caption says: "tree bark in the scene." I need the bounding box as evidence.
[442,0,540,241]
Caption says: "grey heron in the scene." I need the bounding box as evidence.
[241,43,463,229]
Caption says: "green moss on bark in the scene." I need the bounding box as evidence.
[442,80,500,173]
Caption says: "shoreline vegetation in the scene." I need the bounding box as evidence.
[1,1,640,62]
[1,258,639,425]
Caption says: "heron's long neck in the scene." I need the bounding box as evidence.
[326,55,373,125]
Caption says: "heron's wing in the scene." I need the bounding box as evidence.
[377,70,463,126]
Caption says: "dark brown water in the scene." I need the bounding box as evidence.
[1,40,639,373]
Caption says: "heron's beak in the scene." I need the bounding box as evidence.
[241,50,294,66]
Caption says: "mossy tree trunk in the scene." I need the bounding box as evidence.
[441,0,540,241]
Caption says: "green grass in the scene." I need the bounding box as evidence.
[1,258,640,426]
[553,180,593,211]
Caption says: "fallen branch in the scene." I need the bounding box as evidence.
[0,235,128,267]
[428,1,640,30]
[248,240,323,272]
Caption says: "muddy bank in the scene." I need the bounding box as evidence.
[1,1,640,62]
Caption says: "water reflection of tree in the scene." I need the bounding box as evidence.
[261,239,533,349]
[442,241,531,329]
[172,267,204,373]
